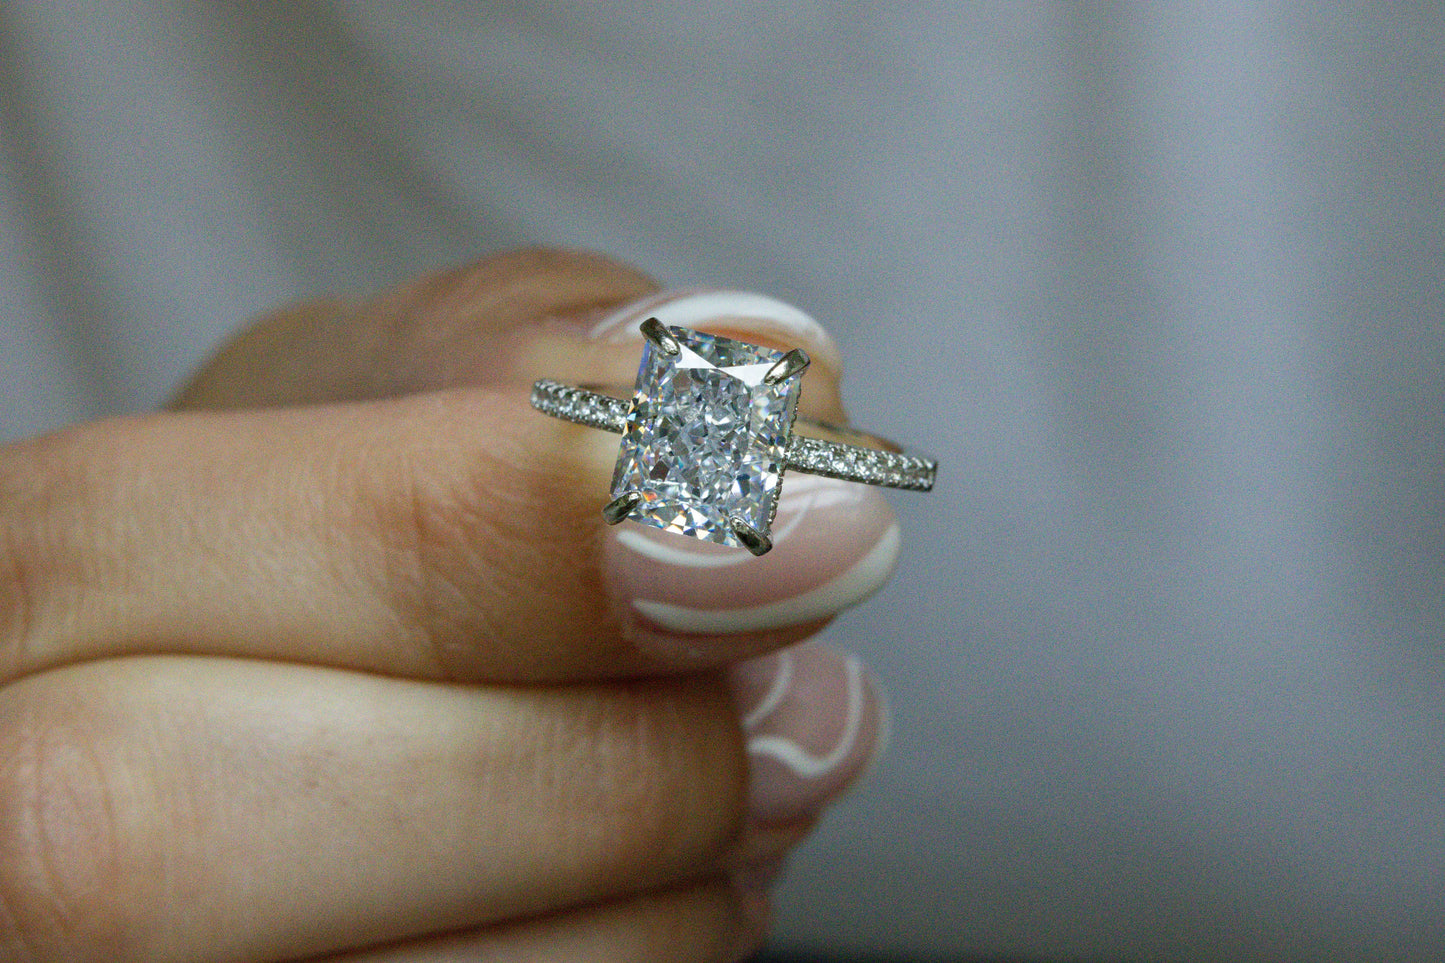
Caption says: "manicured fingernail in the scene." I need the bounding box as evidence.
[589,288,843,372]
[728,642,889,825]
[604,475,900,635]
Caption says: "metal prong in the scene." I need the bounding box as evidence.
[640,317,681,356]
[763,348,810,385]
[603,491,642,525]
[730,517,773,556]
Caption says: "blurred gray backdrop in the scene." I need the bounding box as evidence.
[3,2,1443,960]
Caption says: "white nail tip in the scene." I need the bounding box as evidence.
[848,674,891,795]
[741,651,795,730]
[747,655,867,779]
[631,523,901,634]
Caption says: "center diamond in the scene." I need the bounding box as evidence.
[611,324,803,548]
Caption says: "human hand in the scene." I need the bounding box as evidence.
[0,249,897,961]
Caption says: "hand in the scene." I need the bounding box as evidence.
[0,249,896,962]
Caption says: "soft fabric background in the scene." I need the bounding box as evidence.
[3,2,1443,960]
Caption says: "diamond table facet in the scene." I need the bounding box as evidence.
[611,325,803,548]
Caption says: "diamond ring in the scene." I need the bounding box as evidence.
[531,319,937,556]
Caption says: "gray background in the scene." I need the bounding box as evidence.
[3,2,1443,960]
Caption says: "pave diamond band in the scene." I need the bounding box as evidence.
[529,379,629,434]
[531,379,938,492]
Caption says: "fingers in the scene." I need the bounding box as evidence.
[3,278,895,687]
[1,385,888,686]
[0,657,750,963]
[0,652,879,962]
[0,250,905,963]
[310,882,769,963]
[171,248,659,408]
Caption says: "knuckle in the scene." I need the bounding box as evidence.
[0,691,130,962]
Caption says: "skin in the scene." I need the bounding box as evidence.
[0,248,854,963]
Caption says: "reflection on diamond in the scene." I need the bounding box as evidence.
[612,325,802,547]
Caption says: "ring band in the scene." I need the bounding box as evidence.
[530,380,937,492]
[530,317,936,555]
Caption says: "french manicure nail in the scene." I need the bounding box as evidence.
[604,475,900,635]
[728,642,889,825]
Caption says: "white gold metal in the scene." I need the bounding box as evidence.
[730,516,773,556]
[603,491,643,525]
[639,316,681,356]
[530,379,937,493]
[764,348,810,385]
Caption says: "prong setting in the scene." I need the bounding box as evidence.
[607,324,803,552]
[763,348,810,385]
[640,317,681,356]
[603,491,643,525]
[730,517,773,556]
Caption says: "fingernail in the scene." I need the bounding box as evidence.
[728,642,889,825]
[604,475,900,635]
[588,288,843,372]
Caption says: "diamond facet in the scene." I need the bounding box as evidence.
[611,325,803,548]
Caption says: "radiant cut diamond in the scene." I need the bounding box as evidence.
[612,325,803,547]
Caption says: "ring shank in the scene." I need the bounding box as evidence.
[530,379,936,492]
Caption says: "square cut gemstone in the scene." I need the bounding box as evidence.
[612,325,802,547]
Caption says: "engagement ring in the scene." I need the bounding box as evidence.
[532,319,936,556]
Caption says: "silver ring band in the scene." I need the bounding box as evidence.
[531,379,937,492]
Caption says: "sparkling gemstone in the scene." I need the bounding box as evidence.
[612,325,802,547]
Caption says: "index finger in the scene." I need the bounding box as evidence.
[2,303,899,686]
